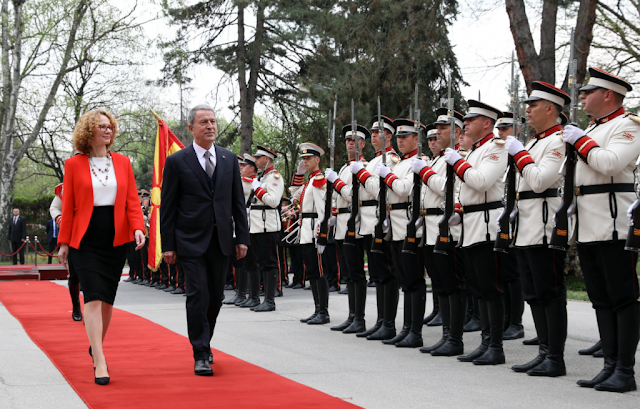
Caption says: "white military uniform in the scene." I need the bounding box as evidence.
[290,170,327,245]
[455,134,508,247]
[250,167,284,234]
[574,109,640,243]
[359,146,399,236]
[332,157,364,240]
[50,184,63,223]
[513,125,565,246]
[383,150,423,242]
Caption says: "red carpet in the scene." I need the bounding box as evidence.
[0,281,361,409]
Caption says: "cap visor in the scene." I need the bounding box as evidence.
[462,113,481,120]
[524,95,542,103]
[579,84,600,92]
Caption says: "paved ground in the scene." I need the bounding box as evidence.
[1,272,639,409]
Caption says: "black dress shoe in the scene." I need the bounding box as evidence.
[123,276,134,282]
[164,286,176,292]
[367,281,376,287]
[141,279,150,286]
[156,284,168,290]
[194,359,213,376]
[285,282,296,288]
[171,288,185,295]
[275,290,283,297]
[241,298,260,308]
[132,278,143,284]
[523,336,539,346]
[72,310,83,321]
[291,283,304,289]
[150,282,159,288]
[209,353,214,364]
[94,366,110,385]
[328,285,339,292]
[303,285,311,290]
[503,324,525,340]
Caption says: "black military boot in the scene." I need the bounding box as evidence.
[579,340,602,355]
[432,291,467,356]
[578,309,617,388]
[301,279,320,323]
[224,265,247,305]
[473,298,505,365]
[459,299,489,362]
[331,282,355,331]
[503,280,525,340]
[420,295,450,353]
[523,336,539,346]
[464,295,482,332]
[512,304,548,372]
[423,295,439,325]
[253,269,278,312]
[358,280,384,338]
[308,277,330,325]
[594,304,639,392]
[368,280,399,341]
[396,287,426,348]
[240,268,260,308]
[384,292,411,345]
[528,298,566,377]
[344,280,367,334]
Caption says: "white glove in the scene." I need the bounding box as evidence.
[246,208,250,217]
[383,218,390,230]
[411,157,428,174]
[509,207,518,222]
[325,168,338,183]
[377,163,391,178]
[317,244,326,255]
[563,124,586,145]
[328,215,337,227]
[415,216,424,228]
[251,179,261,191]
[567,202,576,218]
[449,213,461,226]
[350,161,364,174]
[296,161,306,175]
[443,148,462,166]
[628,202,636,219]
[505,135,524,156]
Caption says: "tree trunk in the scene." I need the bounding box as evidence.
[539,0,558,84]
[505,0,539,92]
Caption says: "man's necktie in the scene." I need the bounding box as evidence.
[14,216,17,225]
[204,151,215,179]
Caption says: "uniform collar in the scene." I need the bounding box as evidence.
[401,149,418,160]
[263,166,275,175]
[472,133,494,151]
[595,107,625,124]
[309,169,322,178]
[536,125,562,139]
[242,175,256,182]
[374,146,395,157]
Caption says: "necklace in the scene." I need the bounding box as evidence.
[88,152,112,186]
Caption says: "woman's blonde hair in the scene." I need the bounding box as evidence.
[72,109,118,154]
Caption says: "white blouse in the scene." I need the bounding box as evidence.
[90,157,117,206]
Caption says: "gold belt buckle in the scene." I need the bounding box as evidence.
[515,192,520,200]
[575,186,582,196]
[386,204,392,210]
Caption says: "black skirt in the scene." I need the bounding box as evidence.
[69,206,127,305]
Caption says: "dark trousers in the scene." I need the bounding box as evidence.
[251,232,280,290]
[278,245,288,287]
[48,238,58,264]
[389,241,426,293]
[517,246,566,305]
[180,229,229,361]
[11,241,25,265]
[578,241,640,311]
[424,243,465,296]
[462,242,503,300]
[321,243,341,288]
[126,241,139,279]
[500,248,519,284]
[301,243,323,279]
[288,245,304,284]
[342,237,368,283]
[369,237,395,284]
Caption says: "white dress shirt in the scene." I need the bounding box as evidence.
[193,143,217,175]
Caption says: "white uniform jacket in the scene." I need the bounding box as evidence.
[250,167,284,234]
[512,125,565,247]
[454,134,508,247]
[290,169,327,245]
[332,157,365,241]
[574,109,640,243]
[357,147,399,236]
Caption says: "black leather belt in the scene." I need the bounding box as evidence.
[301,212,318,218]
[462,201,503,213]
[425,208,444,215]
[251,205,278,210]
[360,200,377,207]
[516,188,558,200]
[387,202,410,210]
[337,207,350,214]
[575,183,635,196]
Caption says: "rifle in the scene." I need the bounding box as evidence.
[549,29,578,251]
[344,99,360,246]
[317,100,337,247]
[494,52,520,253]
[434,73,456,254]
[402,85,423,254]
[625,155,640,251]
[371,97,388,253]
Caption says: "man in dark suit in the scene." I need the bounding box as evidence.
[8,208,27,265]
[161,104,249,377]
[45,217,59,264]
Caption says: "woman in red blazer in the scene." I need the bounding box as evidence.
[58,109,145,386]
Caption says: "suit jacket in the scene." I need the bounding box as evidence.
[161,143,249,258]
[8,215,26,242]
[58,152,145,249]
[46,219,58,243]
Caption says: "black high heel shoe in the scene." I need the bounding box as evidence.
[94,363,110,385]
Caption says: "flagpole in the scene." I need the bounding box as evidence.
[150,109,163,122]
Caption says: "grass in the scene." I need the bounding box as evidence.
[566,275,590,302]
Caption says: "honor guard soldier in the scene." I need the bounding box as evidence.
[444,100,508,365]
[495,111,526,341]
[248,145,285,311]
[562,68,640,392]
[350,116,401,340]
[375,118,426,348]
[412,108,468,356]
[325,124,369,333]
[504,81,570,376]
[290,143,331,325]
[234,155,261,308]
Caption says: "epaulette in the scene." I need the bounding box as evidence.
[274,172,281,179]
[390,152,400,164]
[312,174,326,188]
[54,183,63,199]
[626,113,640,125]
[493,137,506,146]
